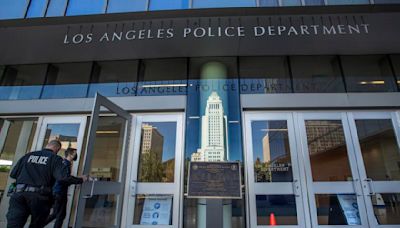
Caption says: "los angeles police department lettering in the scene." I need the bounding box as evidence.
[27,155,48,165]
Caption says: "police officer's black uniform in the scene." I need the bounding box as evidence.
[6,148,79,228]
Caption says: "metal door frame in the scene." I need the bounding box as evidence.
[74,93,132,228]
[243,111,310,228]
[124,113,185,228]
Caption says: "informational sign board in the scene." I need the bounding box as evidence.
[140,196,172,225]
[337,194,361,225]
[187,161,241,199]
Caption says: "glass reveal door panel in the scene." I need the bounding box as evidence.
[348,112,400,226]
[126,114,183,227]
[75,93,131,228]
[244,112,308,227]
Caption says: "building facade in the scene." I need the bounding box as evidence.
[0,0,400,227]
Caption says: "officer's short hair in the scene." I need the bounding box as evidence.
[47,140,61,149]
[64,148,77,158]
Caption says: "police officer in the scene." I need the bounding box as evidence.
[44,148,83,228]
[6,140,87,228]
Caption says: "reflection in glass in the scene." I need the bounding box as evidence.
[239,57,292,94]
[66,0,106,16]
[107,0,147,13]
[372,193,400,225]
[149,0,189,10]
[26,0,48,18]
[305,120,353,181]
[133,195,173,225]
[341,55,397,92]
[41,63,92,99]
[46,0,68,17]
[305,0,324,5]
[252,121,293,182]
[42,124,80,157]
[0,118,37,218]
[0,64,47,100]
[89,116,125,182]
[316,194,361,225]
[281,0,302,6]
[256,195,297,225]
[0,0,29,20]
[355,119,400,181]
[192,0,255,8]
[138,122,176,182]
[328,0,369,4]
[137,59,187,96]
[83,194,118,227]
[259,0,279,6]
[389,55,400,92]
[88,61,138,97]
[291,56,345,93]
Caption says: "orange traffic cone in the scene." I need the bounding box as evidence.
[269,213,277,226]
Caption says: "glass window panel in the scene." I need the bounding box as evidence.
[0,118,37,215]
[256,195,297,225]
[88,60,138,97]
[305,0,325,5]
[252,121,293,182]
[239,57,292,94]
[83,194,118,227]
[342,55,397,92]
[138,122,176,183]
[46,0,67,17]
[137,59,187,96]
[107,0,147,13]
[149,0,189,10]
[305,120,353,181]
[0,0,29,20]
[192,0,256,8]
[355,119,400,181]
[375,0,400,3]
[133,195,173,225]
[41,62,91,99]
[372,193,400,225]
[89,116,125,182]
[281,0,302,6]
[66,0,107,16]
[26,0,48,18]
[316,194,361,225]
[42,123,80,157]
[390,55,400,90]
[259,0,279,6]
[328,0,369,4]
[291,56,345,93]
[0,64,47,100]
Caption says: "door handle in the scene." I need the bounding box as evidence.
[82,178,97,199]
[364,178,375,196]
[292,179,300,197]
[131,180,137,197]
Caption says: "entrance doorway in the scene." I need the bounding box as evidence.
[244,111,400,227]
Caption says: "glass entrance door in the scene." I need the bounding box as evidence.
[74,93,132,228]
[296,112,368,227]
[244,111,400,228]
[348,112,400,227]
[34,115,87,228]
[244,112,309,227]
[126,114,184,227]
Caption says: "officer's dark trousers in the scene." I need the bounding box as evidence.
[44,194,68,228]
[7,192,52,228]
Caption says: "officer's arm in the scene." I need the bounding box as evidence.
[52,157,83,185]
[9,156,23,179]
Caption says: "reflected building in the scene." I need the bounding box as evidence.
[141,124,164,161]
[191,91,228,162]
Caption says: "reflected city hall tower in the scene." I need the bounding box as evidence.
[190,61,233,228]
[191,91,228,162]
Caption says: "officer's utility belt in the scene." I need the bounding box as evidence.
[15,184,52,195]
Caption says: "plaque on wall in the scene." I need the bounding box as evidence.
[187,161,242,199]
